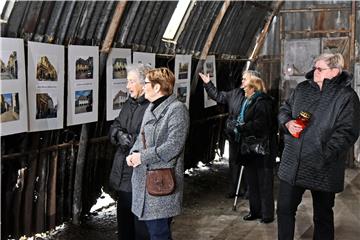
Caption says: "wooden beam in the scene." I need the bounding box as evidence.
[249,0,284,63]
[190,0,231,96]
[349,0,356,71]
[72,124,89,224]
[282,29,350,35]
[280,6,350,13]
[100,1,127,53]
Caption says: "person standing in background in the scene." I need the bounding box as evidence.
[199,70,262,199]
[235,76,275,224]
[109,64,150,240]
[277,53,360,240]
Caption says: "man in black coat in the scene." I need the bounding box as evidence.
[277,53,360,240]
[109,64,150,240]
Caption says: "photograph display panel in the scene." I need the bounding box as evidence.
[132,52,155,68]
[203,55,217,108]
[0,37,28,136]
[106,48,131,121]
[27,41,64,132]
[174,54,191,108]
[67,45,99,126]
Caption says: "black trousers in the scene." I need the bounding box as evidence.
[277,180,335,240]
[117,191,149,240]
[243,154,274,219]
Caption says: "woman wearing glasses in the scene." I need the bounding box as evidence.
[277,53,360,239]
[126,68,190,240]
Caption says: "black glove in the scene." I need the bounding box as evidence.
[116,131,133,148]
[109,126,119,145]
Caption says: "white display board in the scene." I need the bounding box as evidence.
[133,52,155,68]
[27,41,64,132]
[67,45,99,126]
[0,38,28,136]
[203,55,217,108]
[174,54,191,108]
[106,48,132,121]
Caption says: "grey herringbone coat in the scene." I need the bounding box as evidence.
[130,94,189,220]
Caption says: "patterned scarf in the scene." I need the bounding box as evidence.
[234,91,261,142]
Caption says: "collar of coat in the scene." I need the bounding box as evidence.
[129,94,148,105]
[305,69,353,88]
[148,94,178,121]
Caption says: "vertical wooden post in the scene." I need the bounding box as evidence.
[248,0,284,64]
[72,124,88,224]
[101,0,127,53]
[349,0,355,71]
[72,0,127,225]
[190,0,231,96]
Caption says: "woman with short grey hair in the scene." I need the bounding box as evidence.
[109,63,151,240]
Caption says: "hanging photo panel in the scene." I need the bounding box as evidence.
[174,54,191,108]
[133,52,155,68]
[27,41,64,132]
[67,45,99,126]
[203,55,217,108]
[106,48,131,121]
[0,37,28,136]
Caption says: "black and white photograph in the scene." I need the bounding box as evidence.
[112,88,128,110]
[178,62,189,79]
[205,62,214,78]
[76,56,94,79]
[75,90,93,114]
[106,48,131,121]
[36,93,57,119]
[0,51,18,80]
[203,55,217,108]
[112,58,127,79]
[176,86,187,103]
[1,92,19,123]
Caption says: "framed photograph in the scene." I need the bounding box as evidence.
[106,48,131,121]
[174,54,191,108]
[203,55,217,108]
[0,37,28,136]
[28,42,64,131]
[67,45,99,126]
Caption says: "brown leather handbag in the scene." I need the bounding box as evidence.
[146,168,176,196]
[141,130,176,196]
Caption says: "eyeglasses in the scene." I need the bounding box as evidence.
[144,81,151,84]
[313,66,332,72]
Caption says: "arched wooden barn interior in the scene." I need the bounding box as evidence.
[1,0,359,239]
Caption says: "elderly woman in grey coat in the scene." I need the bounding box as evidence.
[126,67,190,240]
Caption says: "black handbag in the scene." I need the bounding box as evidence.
[240,135,270,155]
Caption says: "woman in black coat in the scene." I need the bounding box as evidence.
[109,64,150,240]
[277,53,360,239]
[235,76,275,223]
[199,70,261,198]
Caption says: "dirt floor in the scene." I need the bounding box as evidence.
[27,157,360,240]
[36,158,252,240]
